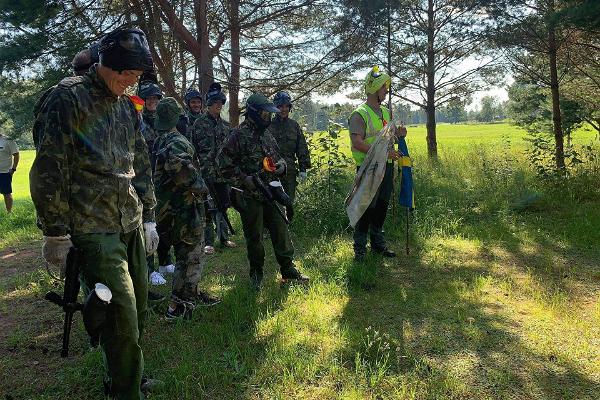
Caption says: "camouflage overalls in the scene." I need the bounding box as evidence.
[30,66,155,400]
[216,119,296,281]
[153,129,207,301]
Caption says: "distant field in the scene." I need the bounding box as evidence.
[335,122,598,157]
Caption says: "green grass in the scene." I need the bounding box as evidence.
[1,123,600,399]
[0,150,38,248]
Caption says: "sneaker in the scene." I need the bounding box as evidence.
[281,267,309,284]
[203,245,215,255]
[148,290,165,302]
[141,377,165,395]
[221,240,237,248]
[194,290,221,307]
[150,271,167,286]
[165,300,194,321]
[372,247,396,258]
[159,264,175,275]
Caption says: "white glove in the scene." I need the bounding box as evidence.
[143,222,159,255]
[299,171,307,183]
[274,159,286,175]
[42,235,73,278]
[149,271,167,286]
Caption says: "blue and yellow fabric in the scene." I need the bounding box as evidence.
[397,136,414,209]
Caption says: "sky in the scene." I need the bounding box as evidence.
[315,86,509,110]
[314,58,512,111]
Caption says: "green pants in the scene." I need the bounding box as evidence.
[72,226,147,400]
[280,172,298,203]
[239,196,295,275]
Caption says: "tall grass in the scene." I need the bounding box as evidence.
[2,124,600,399]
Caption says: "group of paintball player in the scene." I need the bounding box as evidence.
[29,26,406,400]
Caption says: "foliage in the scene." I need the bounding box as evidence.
[294,121,353,236]
[338,0,505,155]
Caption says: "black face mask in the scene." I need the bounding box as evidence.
[247,107,272,130]
[99,29,154,72]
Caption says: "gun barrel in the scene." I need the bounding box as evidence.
[61,312,73,357]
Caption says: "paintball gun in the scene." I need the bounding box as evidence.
[45,248,112,357]
[205,180,236,236]
[252,174,292,224]
[45,248,82,357]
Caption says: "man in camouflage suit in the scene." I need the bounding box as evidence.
[137,80,176,288]
[267,91,311,221]
[153,97,220,319]
[30,28,159,399]
[216,93,309,288]
[191,82,236,254]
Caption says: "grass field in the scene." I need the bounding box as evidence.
[1,123,599,399]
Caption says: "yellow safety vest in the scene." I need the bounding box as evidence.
[349,103,392,165]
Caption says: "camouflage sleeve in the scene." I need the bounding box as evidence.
[295,122,311,171]
[216,131,245,187]
[131,111,157,222]
[164,139,206,192]
[29,91,74,236]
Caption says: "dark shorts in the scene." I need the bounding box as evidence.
[0,173,12,194]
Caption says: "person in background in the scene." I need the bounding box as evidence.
[0,131,19,213]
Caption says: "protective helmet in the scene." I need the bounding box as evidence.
[98,28,154,72]
[273,91,292,108]
[245,93,280,129]
[72,41,100,76]
[139,69,158,84]
[184,87,202,106]
[137,81,162,100]
[205,82,227,106]
[89,41,100,65]
[364,65,391,95]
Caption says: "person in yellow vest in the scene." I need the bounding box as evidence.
[349,66,407,261]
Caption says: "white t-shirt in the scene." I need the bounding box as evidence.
[0,135,18,173]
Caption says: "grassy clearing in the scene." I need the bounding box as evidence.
[1,123,599,399]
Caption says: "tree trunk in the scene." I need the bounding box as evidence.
[194,0,214,93]
[229,0,241,126]
[547,0,565,169]
[425,0,437,157]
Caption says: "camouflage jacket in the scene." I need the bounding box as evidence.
[30,66,156,236]
[141,108,159,160]
[216,119,285,199]
[267,115,311,174]
[153,129,206,241]
[191,113,230,182]
[153,129,206,200]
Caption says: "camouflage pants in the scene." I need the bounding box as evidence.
[157,202,205,301]
[239,196,295,276]
[72,226,147,400]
